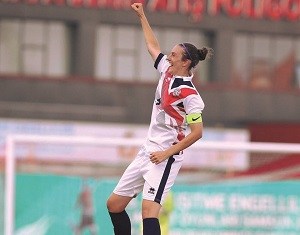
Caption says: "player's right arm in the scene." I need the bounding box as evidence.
[131,3,161,61]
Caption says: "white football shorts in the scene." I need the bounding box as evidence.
[113,145,183,205]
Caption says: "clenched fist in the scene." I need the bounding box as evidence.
[131,3,145,18]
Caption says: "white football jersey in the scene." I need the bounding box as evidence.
[144,53,205,152]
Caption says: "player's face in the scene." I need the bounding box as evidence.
[167,45,190,76]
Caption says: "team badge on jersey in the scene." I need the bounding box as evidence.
[172,88,181,97]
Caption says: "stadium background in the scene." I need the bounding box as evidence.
[0,0,300,234]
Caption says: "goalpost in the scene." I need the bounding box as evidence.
[4,134,300,235]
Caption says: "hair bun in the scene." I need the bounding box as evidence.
[198,47,214,61]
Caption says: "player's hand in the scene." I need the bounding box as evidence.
[150,151,169,165]
[131,3,144,18]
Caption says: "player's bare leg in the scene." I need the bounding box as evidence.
[142,199,162,235]
[107,193,133,235]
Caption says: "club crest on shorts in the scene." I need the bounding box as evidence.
[148,187,156,195]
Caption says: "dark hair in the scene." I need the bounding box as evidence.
[180,43,213,70]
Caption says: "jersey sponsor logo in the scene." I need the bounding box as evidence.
[148,187,156,195]
[155,98,161,105]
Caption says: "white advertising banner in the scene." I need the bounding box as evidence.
[0,118,249,170]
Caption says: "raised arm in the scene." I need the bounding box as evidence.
[131,3,161,61]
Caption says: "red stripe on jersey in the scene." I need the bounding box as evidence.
[180,88,198,97]
[161,70,173,112]
[161,78,183,124]
[161,73,198,141]
[162,86,198,122]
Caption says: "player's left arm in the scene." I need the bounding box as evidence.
[150,94,204,164]
[150,120,203,164]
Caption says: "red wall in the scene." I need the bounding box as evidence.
[249,123,300,143]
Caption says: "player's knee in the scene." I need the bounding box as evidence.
[142,200,161,219]
[106,196,115,212]
[106,196,124,213]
